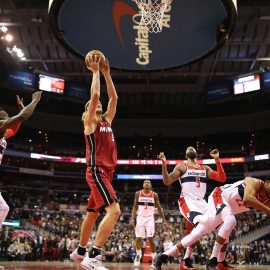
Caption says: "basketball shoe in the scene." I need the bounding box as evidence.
[206,257,218,270]
[70,248,85,263]
[180,258,197,269]
[216,261,238,270]
[151,253,168,270]
[134,254,142,267]
[81,255,108,270]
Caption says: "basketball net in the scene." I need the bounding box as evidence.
[133,0,173,33]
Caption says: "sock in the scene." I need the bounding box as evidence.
[77,245,87,256]
[183,247,193,260]
[151,252,157,259]
[163,245,178,256]
[218,250,226,262]
[210,242,223,259]
[136,249,142,257]
[89,246,102,258]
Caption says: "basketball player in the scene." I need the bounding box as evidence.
[0,91,42,228]
[70,51,120,270]
[151,177,270,270]
[158,147,226,270]
[129,179,166,267]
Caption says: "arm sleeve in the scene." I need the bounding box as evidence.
[4,123,21,139]
[209,161,226,182]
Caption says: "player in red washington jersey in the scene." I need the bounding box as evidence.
[0,92,42,228]
[151,177,270,270]
[70,51,120,270]
[158,147,226,270]
[130,179,166,267]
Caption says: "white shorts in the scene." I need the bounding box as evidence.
[178,196,208,225]
[205,187,235,230]
[135,216,155,238]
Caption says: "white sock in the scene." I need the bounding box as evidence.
[218,250,226,262]
[210,242,223,259]
[151,252,157,259]
[218,241,228,262]
[163,245,178,256]
[183,247,193,260]
[136,249,142,257]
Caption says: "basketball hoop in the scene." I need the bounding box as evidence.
[133,0,173,33]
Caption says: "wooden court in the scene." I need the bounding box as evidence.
[0,262,269,270]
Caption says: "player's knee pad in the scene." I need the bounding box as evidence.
[218,214,236,239]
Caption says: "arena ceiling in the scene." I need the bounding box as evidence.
[0,0,270,118]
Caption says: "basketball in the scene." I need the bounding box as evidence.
[85,50,105,68]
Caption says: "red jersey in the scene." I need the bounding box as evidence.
[85,120,117,169]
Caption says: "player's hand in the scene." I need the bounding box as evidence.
[129,219,135,229]
[210,149,220,160]
[32,91,42,103]
[159,152,166,164]
[100,58,110,75]
[86,55,100,73]
[16,95,25,110]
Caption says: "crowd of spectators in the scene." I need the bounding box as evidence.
[1,127,270,265]
[0,187,269,264]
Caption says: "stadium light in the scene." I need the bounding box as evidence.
[4,33,13,42]
[0,26,8,33]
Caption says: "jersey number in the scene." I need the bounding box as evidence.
[236,199,245,207]
[144,203,148,209]
[196,177,200,188]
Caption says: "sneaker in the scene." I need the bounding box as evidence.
[70,249,85,263]
[81,255,108,270]
[180,258,197,269]
[151,253,168,270]
[216,261,238,270]
[134,255,141,267]
[206,257,218,270]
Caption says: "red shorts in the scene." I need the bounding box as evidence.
[86,166,117,212]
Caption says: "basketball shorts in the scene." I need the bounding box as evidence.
[86,166,117,212]
[178,196,208,226]
[135,216,155,238]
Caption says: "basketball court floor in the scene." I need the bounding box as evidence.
[0,262,269,270]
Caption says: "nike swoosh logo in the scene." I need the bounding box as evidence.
[113,1,137,49]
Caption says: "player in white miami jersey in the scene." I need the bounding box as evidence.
[158,147,226,270]
[151,177,270,270]
[130,180,166,267]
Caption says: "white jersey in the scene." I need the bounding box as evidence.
[180,163,207,200]
[220,179,267,214]
[137,190,155,217]
[220,180,250,214]
[0,138,7,165]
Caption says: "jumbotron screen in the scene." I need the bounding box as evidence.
[38,74,65,94]
[233,74,261,95]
